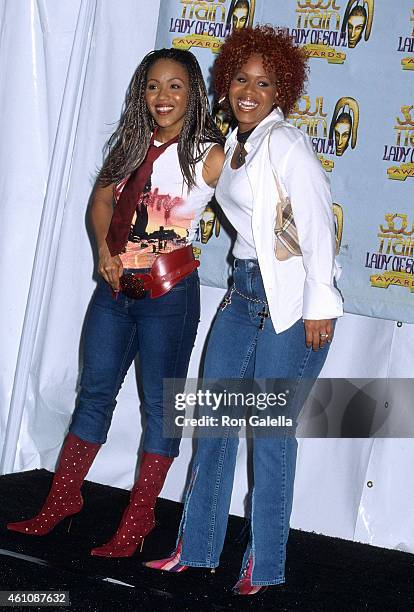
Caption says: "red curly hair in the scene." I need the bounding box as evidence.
[214,25,308,117]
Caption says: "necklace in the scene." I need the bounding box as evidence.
[236,126,256,165]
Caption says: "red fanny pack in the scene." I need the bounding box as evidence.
[119,245,199,299]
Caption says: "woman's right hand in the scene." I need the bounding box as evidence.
[98,243,123,291]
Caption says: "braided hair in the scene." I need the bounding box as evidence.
[99,48,224,189]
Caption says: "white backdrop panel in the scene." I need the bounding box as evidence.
[0,0,53,451]
[0,0,161,468]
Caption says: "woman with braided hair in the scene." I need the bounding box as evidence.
[7,48,224,557]
[146,26,342,595]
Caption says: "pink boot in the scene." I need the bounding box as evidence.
[233,555,268,596]
[144,538,188,572]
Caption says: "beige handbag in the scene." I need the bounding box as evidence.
[269,129,341,260]
[268,127,302,261]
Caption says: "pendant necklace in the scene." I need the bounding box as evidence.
[236,126,256,165]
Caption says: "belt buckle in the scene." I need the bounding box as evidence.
[120,273,147,299]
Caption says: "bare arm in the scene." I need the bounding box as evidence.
[202,144,225,187]
[89,183,123,291]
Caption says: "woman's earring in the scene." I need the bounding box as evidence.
[218,94,227,106]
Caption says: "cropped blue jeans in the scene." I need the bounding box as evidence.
[69,270,200,457]
[178,259,332,585]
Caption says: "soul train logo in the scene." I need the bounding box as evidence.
[169,0,255,53]
[397,8,414,71]
[288,96,360,171]
[366,213,414,292]
[282,0,374,64]
[383,105,414,181]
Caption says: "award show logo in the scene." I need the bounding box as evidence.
[329,97,359,156]
[169,0,255,53]
[213,107,231,137]
[365,213,414,292]
[283,0,374,64]
[197,203,221,243]
[397,8,414,71]
[193,200,223,263]
[288,95,360,171]
[383,105,414,181]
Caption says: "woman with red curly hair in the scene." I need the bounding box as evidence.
[146,26,343,595]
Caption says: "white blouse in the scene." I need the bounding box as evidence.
[215,151,256,260]
[217,107,343,333]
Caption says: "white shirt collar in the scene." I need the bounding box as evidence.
[226,107,285,152]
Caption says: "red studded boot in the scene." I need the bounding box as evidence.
[7,433,101,535]
[91,452,173,557]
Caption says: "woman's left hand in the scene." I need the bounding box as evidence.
[303,319,334,351]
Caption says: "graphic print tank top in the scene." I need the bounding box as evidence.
[115,141,215,270]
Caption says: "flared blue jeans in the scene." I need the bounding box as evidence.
[178,259,332,584]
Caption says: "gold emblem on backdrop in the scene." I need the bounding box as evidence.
[288,96,360,171]
[213,108,231,137]
[194,200,222,248]
[199,203,221,244]
[333,203,344,254]
[170,0,256,53]
[289,0,374,63]
[383,105,414,181]
[397,8,414,70]
[341,0,374,48]
[329,97,359,157]
[370,271,414,291]
[192,246,202,259]
[226,0,255,30]
[366,213,414,291]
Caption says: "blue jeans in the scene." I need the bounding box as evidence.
[178,259,332,585]
[69,270,200,457]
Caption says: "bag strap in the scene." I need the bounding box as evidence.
[267,122,288,204]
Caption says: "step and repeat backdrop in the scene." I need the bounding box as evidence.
[156,1,414,323]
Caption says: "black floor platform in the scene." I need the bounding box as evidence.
[0,470,413,611]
